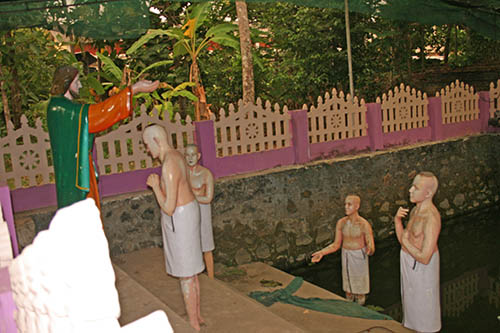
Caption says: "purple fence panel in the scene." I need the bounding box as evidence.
[0,186,19,257]
[442,119,481,138]
[0,267,17,333]
[428,96,444,141]
[382,127,431,148]
[366,103,384,151]
[478,91,492,132]
[10,184,56,213]
[289,109,310,164]
[99,167,161,199]
[194,120,218,174]
[210,147,296,179]
[310,136,371,160]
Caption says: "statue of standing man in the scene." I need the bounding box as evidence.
[394,171,441,333]
[47,65,158,209]
[311,195,375,305]
[185,144,215,279]
[143,125,204,331]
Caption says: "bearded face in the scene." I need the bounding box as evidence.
[67,75,82,100]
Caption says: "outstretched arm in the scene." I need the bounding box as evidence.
[311,219,343,263]
[132,80,160,95]
[89,80,159,133]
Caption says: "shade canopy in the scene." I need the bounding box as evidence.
[0,1,498,40]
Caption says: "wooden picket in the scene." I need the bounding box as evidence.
[308,89,367,143]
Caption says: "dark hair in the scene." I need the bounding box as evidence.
[50,66,79,95]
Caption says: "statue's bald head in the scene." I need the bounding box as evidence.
[143,125,168,153]
[418,171,439,196]
[346,194,361,207]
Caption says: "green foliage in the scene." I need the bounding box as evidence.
[0,28,73,131]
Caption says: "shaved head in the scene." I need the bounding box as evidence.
[346,194,361,207]
[418,171,438,196]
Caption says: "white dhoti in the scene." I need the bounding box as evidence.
[400,249,441,332]
[199,203,215,252]
[342,248,370,295]
[161,200,204,278]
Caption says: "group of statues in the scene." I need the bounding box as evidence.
[46,66,215,331]
[46,65,442,333]
[312,172,441,333]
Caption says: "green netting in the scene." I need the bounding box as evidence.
[0,0,499,40]
[0,0,150,40]
[249,276,393,320]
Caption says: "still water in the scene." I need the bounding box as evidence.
[288,205,500,332]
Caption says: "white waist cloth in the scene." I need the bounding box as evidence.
[400,249,441,332]
[161,200,204,278]
[200,203,215,252]
[341,248,369,294]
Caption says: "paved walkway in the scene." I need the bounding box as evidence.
[113,247,413,333]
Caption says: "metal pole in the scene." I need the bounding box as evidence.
[344,0,354,98]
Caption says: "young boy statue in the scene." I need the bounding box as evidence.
[185,144,216,279]
[311,195,375,305]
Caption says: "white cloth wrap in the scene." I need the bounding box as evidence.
[400,249,441,332]
[161,200,204,278]
[341,248,370,295]
[199,203,215,252]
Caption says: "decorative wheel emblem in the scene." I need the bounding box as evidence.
[330,114,343,129]
[454,100,464,113]
[19,150,40,170]
[245,123,259,139]
[398,106,409,120]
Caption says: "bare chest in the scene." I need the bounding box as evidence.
[342,220,363,238]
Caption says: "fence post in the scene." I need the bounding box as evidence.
[288,109,310,164]
[366,103,383,151]
[478,91,490,132]
[0,185,18,257]
[428,96,444,141]
[194,120,218,176]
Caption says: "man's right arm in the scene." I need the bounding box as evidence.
[394,207,409,245]
[311,219,343,262]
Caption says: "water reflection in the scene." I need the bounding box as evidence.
[288,206,500,332]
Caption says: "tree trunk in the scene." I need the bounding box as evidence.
[236,1,255,105]
[7,31,22,129]
[0,63,11,129]
[444,25,451,64]
[190,60,208,121]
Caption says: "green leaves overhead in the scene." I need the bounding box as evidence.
[96,52,123,83]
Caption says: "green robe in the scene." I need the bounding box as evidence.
[47,96,94,209]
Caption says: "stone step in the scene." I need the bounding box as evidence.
[112,247,305,333]
[113,264,195,332]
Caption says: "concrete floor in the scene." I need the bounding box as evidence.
[113,247,413,333]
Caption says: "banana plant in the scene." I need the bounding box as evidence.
[90,52,197,120]
[127,2,240,121]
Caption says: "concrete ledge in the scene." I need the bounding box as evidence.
[113,247,305,333]
[113,264,195,333]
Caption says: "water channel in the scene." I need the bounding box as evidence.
[288,205,500,332]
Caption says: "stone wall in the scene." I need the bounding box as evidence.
[16,134,500,271]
